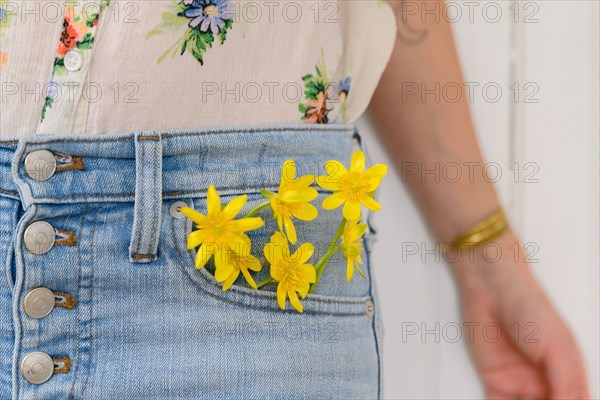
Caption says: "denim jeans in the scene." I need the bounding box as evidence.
[0,124,382,400]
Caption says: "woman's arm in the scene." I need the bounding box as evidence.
[369,1,590,398]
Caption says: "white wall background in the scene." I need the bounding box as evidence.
[358,1,600,398]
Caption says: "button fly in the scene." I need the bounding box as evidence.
[24,150,57,181]
[21,352,54,384]
[24,287,55,319]
[24,221,56,255]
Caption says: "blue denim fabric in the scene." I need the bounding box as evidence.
[0,124,382,400]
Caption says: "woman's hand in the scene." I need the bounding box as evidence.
[453,229,590,400]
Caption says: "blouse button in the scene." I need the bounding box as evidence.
[64,49,83,72]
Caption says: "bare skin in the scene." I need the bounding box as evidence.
[369,1,590,399]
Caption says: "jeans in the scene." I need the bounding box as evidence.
[0,124,382,400]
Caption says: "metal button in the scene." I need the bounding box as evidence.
[24,221,56,255]
[170,201,189,219]
[24,288,55,319]
[21,352,54,384]
[64,49,83,72]
[24,150,57,181]
[365,299,375,317]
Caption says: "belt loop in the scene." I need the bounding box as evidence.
[352,126,378,237]
[129,132,163,263]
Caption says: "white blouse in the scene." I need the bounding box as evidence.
[0,0,396,137]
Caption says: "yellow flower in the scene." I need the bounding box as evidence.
[264,231,316,313]
[181,185,264,269]
[341,219,368,281]
[316,150,387,220]
[262,160,318,244]
[213,250,262,291]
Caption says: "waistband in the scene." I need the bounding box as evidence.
[0,124,359,263]
[0,124,357,205]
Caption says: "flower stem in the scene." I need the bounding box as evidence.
[309,218,346,293]
[244,201,270,218]
[256,276,274,289]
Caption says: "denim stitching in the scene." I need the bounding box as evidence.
[0,188,18,196]
[134,138,145,256]
[0,125,353,145]
[364,236,382,399]
[69,204,89,398]
[149,136,159,256]
[34,185,329,200]
[81,207,99,399]
[171,216,366,316]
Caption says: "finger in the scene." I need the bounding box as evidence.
[544,342,590,400]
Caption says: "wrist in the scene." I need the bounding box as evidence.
[447,227,536,296]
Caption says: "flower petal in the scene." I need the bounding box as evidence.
[283,216,297,244]
[280,160,297,189]
[316,175,339,191]
[300,264,316,284]
[221,270,239,291]
[364,163,388,179]
[221,194,247,220]
[214,250,234,273]
[350,150,365,173]
[225,233,252,256]
[364,176,385,192]
[346,258,354,281]
[324,160,348,178]
[297,280,311,298]
[233,217,264,232]
[239,267,258,289]
[293,174,314,189]
[187,229,210,249]
[264,231,287,265]
[342,200,362,220]
[294,243,314,265]
[322,192,345,210]
[206,185,221,215]
[348,221,368,240]
[194,244,215,269]
[276,282,287,310]
[359,194,382,212]
[243,254,262,272]
[215,263,235,282]
[296,187,319,202]
[280,186,318,203]
[180,207,207,225]
[287,289,303,313]
[355,262,366,279]
[294,203,318,221]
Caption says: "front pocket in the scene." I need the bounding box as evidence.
[169,193,374,317]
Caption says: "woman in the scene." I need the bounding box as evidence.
[0,0,589,399]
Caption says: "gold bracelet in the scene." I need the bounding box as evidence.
[445,208,509,250]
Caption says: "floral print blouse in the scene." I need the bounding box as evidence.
[0,0,396,137]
